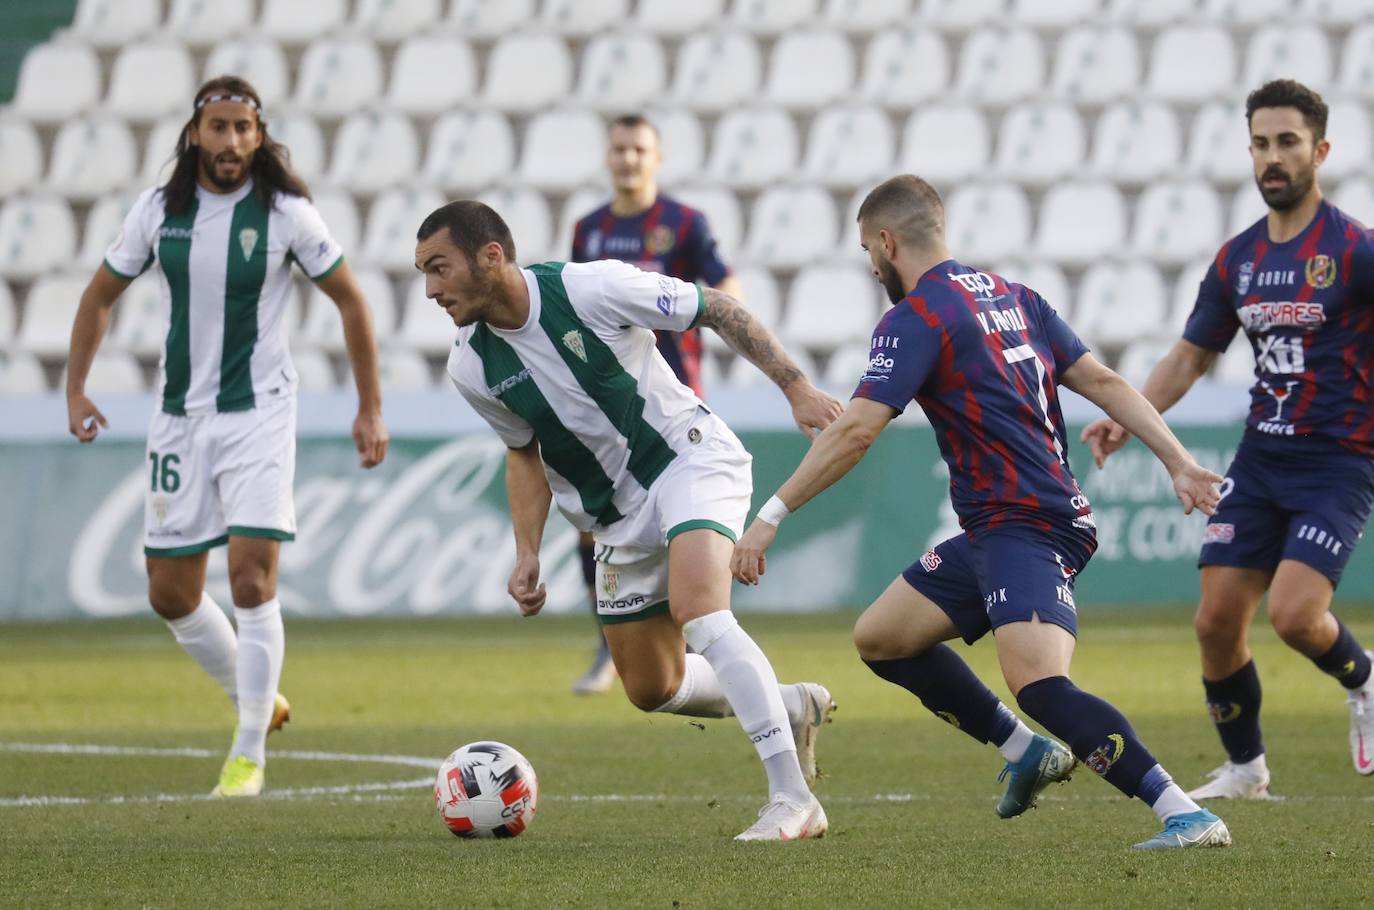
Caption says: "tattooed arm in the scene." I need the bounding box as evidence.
[697,287,843,438]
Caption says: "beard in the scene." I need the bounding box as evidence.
[199,147,252,191]
[875,255,907,304]
[1256,163,1315,212]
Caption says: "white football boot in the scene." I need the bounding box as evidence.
[1347,651,1374,776]
[790,683,836,787]
[735,794,828,842]
[1186,759,1272,800]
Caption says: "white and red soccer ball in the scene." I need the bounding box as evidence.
[434,741,539,838]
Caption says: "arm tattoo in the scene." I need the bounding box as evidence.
[698,288,803,392]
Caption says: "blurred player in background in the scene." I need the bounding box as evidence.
[1083,80,1374,797]
[566,114,747,694]
[419,200,842,840]
[733,175,1232,849]
[65,76,389,798]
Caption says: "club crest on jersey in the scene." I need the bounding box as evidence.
[645,225,676,257]
[1235,260,1253,295]
[562,330,588,362]
[238,227,259,261]
[1305,254,1336,289]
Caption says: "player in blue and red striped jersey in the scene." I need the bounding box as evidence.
[1084,80,1374,798]
[732,175,1233,849]
[566,114,746,694]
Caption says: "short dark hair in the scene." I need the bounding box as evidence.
[416,200,517,263]
[609,113,660,140]
[1246,79,1328,141]
[856,175,945,247]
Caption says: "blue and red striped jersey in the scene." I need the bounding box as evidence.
[854,260,1094,536]
[1184,200,1374,455]
[571,194,731,396]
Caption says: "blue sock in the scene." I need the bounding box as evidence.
[1202,660,1265,764]
[1015,676,1160,800]
[1312,618,1372,689]
[864,645,1019,746]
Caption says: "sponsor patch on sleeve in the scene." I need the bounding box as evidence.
[1204,523,1235,544]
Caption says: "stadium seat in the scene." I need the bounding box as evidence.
[645,109,705,187]
[897,104,990,184]
[0,196,78,280]
[670,186,744,261]
[377,346,435,390]
[449,0,538,38]
[1203,0,1296,25]
[16,273,87,355]
[138,117,182,187]
[476,188,554,264]
[765,30,855,110]
[730,0,819,33]
[944,183,1032,264]
[109,274,171,356]
[1074,261,1169,347]
[732,265,783,331]
[312,189,362,261]
[744,185,839,268]
[1299,0,1374,25]
[352,0,443,43]
[328,112,420,196]
[1034,181,1128,266]
[1171,258,1211,334]
[293,38,384,118]
[1186,99,1252,187]
[1115,339,1176,386]
[780,264,880,352]
[292,349,337,391]
[0,279,14,345]
[1102,0,1197,26]
[1337,25,1374,98]
[269,113,326,184]
[633,0,726,34]
[0,351,46,397]
[203,38,290,109]
[166,0,253,47]
[0,118,43,198]
[384,36,478,117]
[705,108,800,190]
[576,34,669,113]
[1332,178,1374,223]
[553,187,609,261]
[519,111,606,192]
[1049,27,1141,104]
[821,0,912,32]
[857,29,949,109]
[726,346,820,387]
[47,117,138,201]
[540,0,630,36]
[801,105,895,190]
[1133,181,1223,265]
[1227,186,1268,235]
[991,260,1073,320]
[670,32,763,113]
[11,42,101,124]
[421,111,516,193]
[1147,26,1237,103]
[954,29,1044,105]
[915,0,1006,31]
[68,0,160,49]
[361,187,443,273]
[61,351,146,395]
[1244,25,1333,92]
[399,273,456,355]
[823,341,876,391]
[1321,100,1373,182]
[482,33,573,114]
[106,42,194,123]
[1090,101,1182,185]
[1216,337,1257,384]
[993,102,1085,186]
[79,191,142,268]
[1011,0,1103,26]
[261,0,347,43]
[298,268,397,353]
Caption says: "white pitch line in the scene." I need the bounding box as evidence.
[0,742,441,769]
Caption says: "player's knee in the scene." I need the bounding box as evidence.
[1194,602,1244,650]
[228,567,273,608]
[852,615,911,662]
[147,586,198,620]
[622,679,674,713]
[1269,599,1324,646]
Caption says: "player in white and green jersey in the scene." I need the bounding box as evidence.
[66,76,390,799]
[418,200,845,840]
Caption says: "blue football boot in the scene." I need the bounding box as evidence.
[996,734,1075,818]
[1134,809,1232,849]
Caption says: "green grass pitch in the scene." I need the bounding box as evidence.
[2,608,1371,908]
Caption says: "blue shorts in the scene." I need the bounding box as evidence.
[1200,432,1374,587]
[901,527,1097,644]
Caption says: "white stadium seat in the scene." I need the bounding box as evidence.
[1011,0,1103,26]
[955,29,1044,105]
[298,268,397,353]
[1050,27,1141,105]
[69,0,159,49]
[821,0,912,32]
[203,39,290,109]
[634,0,726,34]
[385,36,478,117]
[730,0,819,34]
[166,0,253,47]
[0,118,43,198]
[482,33,573,114]
[311,189,362,260]
[1332,178,1374,224]
[1103,0,1197,26]
[421,112,516,193]
[540,0,631,36]
[915,0,1006,31]
[577,34,669,113]
[79,191,142,269]
[0,279,13,345]
[1203,0,1295,25]
[994,102,1085,186]
[780,264,881,352]
[1323,100,1374,182]
[1216,338,1257,384]
[377,347,435,390]
[1171,258,1212,334]
[1132,181,1224,265]
[268,113,327,185]
[0,351,47,397]
[400,274,457,356]
[1244,25,1333,92]
[671,186,744,262]
[62,352,145,395]
[12,42,101,124]
[554,188,609,261]
[765,30,855,110]
[109,275,171,356]
[801,105,895,190]
[897,104,990,184]
[477,188,554,264]
[362,187,444,273]
[1035,181,1128,266]
[1074,261,1169,348]
[1337,25,1374,98]
[858,29,949,109]
[1186,99,1253,187]
[1090,101,1182,185]
[519,111,606,192]
[1298,0,1374,25]
[728,346,819,387]
[17,273,87,356]
[1228,186,1268,236]
[352,0,443,43]
[139,117,183,187]
[292,349,337,391]
[705,108,800,190]
[646,109,705,188]
[944,183,1032,264]
[823,341,877,391]
[0,196,77,280]
[671,32,763,113]
[328,112,420,196]
[1116,339,1176,386]
[732,265,783,332]
[992,261,1073,321]
[449,0,538,38]
[294,38,384,118]
[107,42,194,123]
[842,189,870,255]
[47,117,137,201]
[1147,26,1237,103]
[261,0,347,43]
[744,185,839,269]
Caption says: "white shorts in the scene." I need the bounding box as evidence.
[594,412,752,624]
[143,395,297,557]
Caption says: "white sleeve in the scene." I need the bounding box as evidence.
[285,195,345,280]
[448,354,535,449]
[594,260,704,332]
[103,188,159,280]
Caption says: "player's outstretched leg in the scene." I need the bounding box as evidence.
[572,533,617,695]
[1305,619,1374,775]
[1190,660,1272,799]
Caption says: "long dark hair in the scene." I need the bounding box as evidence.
[161,75,310,216]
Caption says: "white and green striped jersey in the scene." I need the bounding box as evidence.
[104,180,343,416]
[448,260,707,534]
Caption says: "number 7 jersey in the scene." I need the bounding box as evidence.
[853,260,1094,536]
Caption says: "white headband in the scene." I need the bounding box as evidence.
[196,92,260,111]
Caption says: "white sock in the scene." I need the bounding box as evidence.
[232,598,285,766]
[1150,782,1201,822]
[682,611,810,805]
[165,593,238,707]
[653,653,733,717]
[998,719,1036,763]
[1236,753,1268,776]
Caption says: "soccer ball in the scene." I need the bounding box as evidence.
[434,741,539,838]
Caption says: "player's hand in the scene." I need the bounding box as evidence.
[353,409,390,469]
[730,518,778,586]
[1080,418,1130,468]
[786,381,844,440]
[67,393,108,443]
[507,553,546,616]
[1171,461,1225,517]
